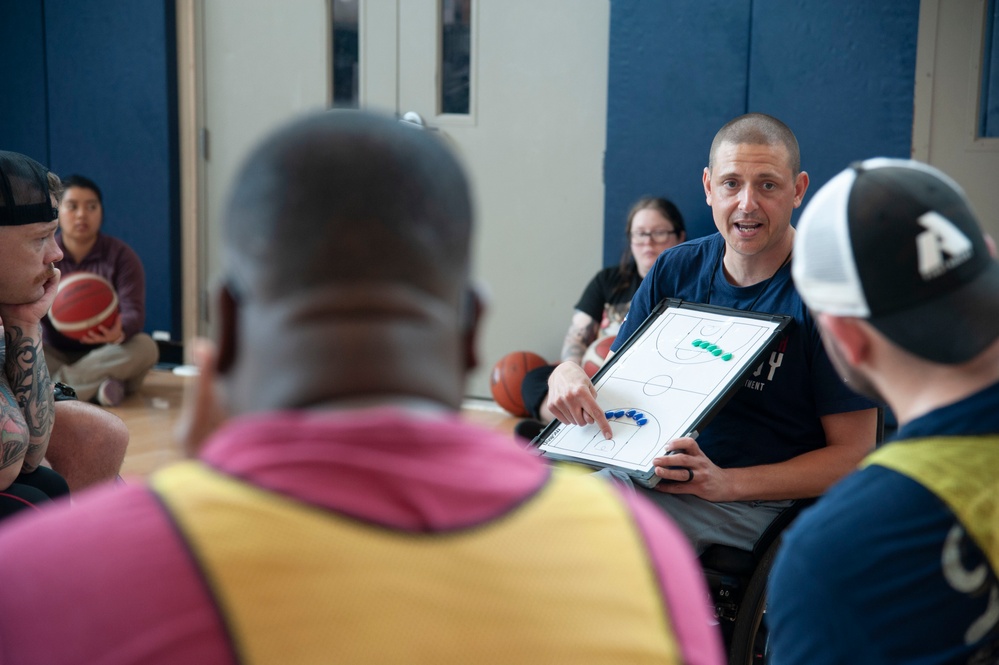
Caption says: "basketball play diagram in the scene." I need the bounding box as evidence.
[539,304,786,476]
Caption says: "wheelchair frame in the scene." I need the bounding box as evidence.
[702,408,884,663]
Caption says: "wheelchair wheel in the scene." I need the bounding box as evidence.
[727,533,784,664]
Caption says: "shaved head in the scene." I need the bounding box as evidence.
[223,111,473,309]
[215,110,479,412]
[708,113,800,175]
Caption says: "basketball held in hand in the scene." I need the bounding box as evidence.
[48,272,120,340]
[490,351,548,416]
[582,335,615,377]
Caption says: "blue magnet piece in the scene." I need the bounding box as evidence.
[626,409,636,418]
[604,411,614,419]
[614,410,625,419]
[633,412,644,420]
[636,418,648,426]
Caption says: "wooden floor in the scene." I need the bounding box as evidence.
[107,368,523,480]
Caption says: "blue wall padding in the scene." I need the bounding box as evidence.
[0,0,50,160]
[605,0,751,262]
[43,0,179,337]
[0,0,180,339]
[604,0,920,267]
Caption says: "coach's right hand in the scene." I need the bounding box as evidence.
[545,362,613,439]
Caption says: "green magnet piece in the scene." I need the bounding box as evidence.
[692,339,702,346]
[712,348,723,356]
[722,353,733,361]
[707,344,718,352]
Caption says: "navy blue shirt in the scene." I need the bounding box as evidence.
[769,382,999,664]
[612,234,874,468]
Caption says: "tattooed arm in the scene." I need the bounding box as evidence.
[0,337,30,490]
[0,267,60,484]
[2,322,54,474]
[559,310,600,366]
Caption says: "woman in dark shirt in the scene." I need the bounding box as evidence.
[517,197,686,436]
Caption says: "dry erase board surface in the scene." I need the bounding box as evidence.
[538,303,786,474]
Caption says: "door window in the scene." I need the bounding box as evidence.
[441,0,471,114]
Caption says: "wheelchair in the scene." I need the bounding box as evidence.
[700,498,814,663]
[701,409,885,663]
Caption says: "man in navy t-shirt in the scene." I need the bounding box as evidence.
[544,114,878,553]
[768,158,999,662]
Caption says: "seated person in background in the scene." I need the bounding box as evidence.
[0,151,71,518]
[0,111,724,664]
[544,113,879,555]
[517,196,686,438]
[44,176,130,491]
[769,159,999,663]
[42,175,159,407]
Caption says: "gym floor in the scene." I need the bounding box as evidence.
[106,368,522,481]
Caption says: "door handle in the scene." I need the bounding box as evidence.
[400,111,426,128]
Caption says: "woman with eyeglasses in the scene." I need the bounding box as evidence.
[516,197,686,439]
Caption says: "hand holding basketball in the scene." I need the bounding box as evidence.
[77,311,124,345]
[48,272,120,341]
[581,335,616,377]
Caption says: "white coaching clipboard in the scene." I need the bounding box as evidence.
[535,299,792,488]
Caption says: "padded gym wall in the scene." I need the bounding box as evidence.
[604,0,920,267]
[0,0,180,341]
[0,1,50,161]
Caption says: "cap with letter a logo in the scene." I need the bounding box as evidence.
[792,157,999,364]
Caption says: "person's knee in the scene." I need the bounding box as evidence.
[130,333,160,369]
[47,400,129,480]
[77,402,130,459]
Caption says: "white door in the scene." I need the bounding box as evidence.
[188,1,608,401]
[360,0,610,398]
[197,0,329,332]
[913,0,999,238]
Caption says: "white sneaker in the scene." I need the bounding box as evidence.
[96,378,125,407]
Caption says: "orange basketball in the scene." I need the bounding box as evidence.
[582,335,616,377]
[48,272,119,340]
[489,351,548,416]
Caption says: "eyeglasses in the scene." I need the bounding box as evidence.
[630,230,678,243]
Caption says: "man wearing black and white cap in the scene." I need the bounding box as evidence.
[0,151,129,502]
[769,158,999,663]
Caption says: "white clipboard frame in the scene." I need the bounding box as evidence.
[535,299,792,488]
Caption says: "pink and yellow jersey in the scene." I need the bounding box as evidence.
[154,460,687,663]
[0,409,723,665]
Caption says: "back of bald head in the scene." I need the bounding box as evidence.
[709,113,801,175]
[222,111,473,308]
